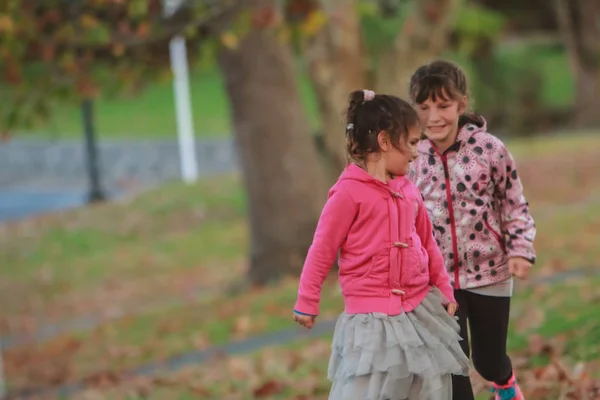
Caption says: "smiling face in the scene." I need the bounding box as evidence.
[416,90,466,152]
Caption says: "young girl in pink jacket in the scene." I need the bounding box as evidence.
[408,60,537,400]
[293,90,470,400]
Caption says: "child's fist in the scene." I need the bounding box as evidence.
[508,257,532,280]
[293,312,316,329]
[446,303,458,317]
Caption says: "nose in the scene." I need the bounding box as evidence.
[410,148,418,162]
[428,108,441,123]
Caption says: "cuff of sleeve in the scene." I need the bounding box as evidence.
[507,247,536,264]
[437,285,456,305]
[294,295,320,316]
[294,310,317,317]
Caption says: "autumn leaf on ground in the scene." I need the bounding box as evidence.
[253,379,286,397]
[233,315,252,338]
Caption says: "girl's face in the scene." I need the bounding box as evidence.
[380,125,421,176]
[416,92,465,149]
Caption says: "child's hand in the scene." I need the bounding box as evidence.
[293,311,316,329]
[508,257,532,280]
[446,303,458,317]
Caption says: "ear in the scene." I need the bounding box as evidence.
[458,96,468,114]
[377,131,390,151]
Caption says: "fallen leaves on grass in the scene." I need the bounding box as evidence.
[3,276,341,396]
[253,380,286,397]
[520,339,600,400]
[471,335,600,399]
[3,336,82,389]
[0,258,246,339]
[519,150,600,206]
[64,333,600,400]
[67,338,333,399]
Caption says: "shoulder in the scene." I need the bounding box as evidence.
[329,180,366,205]
[463,129,509,159]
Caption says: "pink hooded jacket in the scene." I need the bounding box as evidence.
[408,118,536,290]
[294,164,455,317]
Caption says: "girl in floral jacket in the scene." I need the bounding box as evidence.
[408,60,536,400]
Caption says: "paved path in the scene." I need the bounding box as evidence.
[0,190,88,224]
[8,267,600,400]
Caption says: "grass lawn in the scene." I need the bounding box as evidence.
[22,46,573,140]
[24,68,321,140]
[1,133,599,398]
[0,176,248,336]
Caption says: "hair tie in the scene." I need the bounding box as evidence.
[363,90,375,102]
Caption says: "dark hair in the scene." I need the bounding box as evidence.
[409,59,484,128]
[345,90,420,163]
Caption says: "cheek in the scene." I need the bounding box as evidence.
[396,144,413,160]
[417,110,429,123]
[441,108,460,123]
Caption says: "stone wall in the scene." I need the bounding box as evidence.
[0,138,239,191]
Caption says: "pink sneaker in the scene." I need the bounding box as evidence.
[491,373,525,400]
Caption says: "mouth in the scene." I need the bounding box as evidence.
[427,125,447,133]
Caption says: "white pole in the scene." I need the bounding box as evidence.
[164,0,199,183]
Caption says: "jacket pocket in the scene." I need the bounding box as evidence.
[357,252,388,292]
[484,212,506,253]
[401,248,427,286]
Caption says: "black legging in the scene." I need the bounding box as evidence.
[452,290,514,400]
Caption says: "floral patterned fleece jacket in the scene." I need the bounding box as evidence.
[408,118,536,290]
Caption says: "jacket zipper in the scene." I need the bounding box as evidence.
[440,154,461,289]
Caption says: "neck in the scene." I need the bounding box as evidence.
[432,126,459,154]
[362,160,390,183]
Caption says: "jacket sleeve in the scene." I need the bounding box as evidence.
[415,194,456,304]
[294,188,357,316]
[492,142,537,263]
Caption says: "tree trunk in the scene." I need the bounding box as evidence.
[388,0,460,98]
[304,0,367,176]
[554,0,600,127]
[305,0,459,177]
[218,0,328,286]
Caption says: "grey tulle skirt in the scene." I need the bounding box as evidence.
[327,288,470,400]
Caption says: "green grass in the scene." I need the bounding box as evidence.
[509,276,600,359]
[24,45,573,140]
[1,175,245,281]
[533,201,600,269]
[0,175,248,327]
[28,67,321,139]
